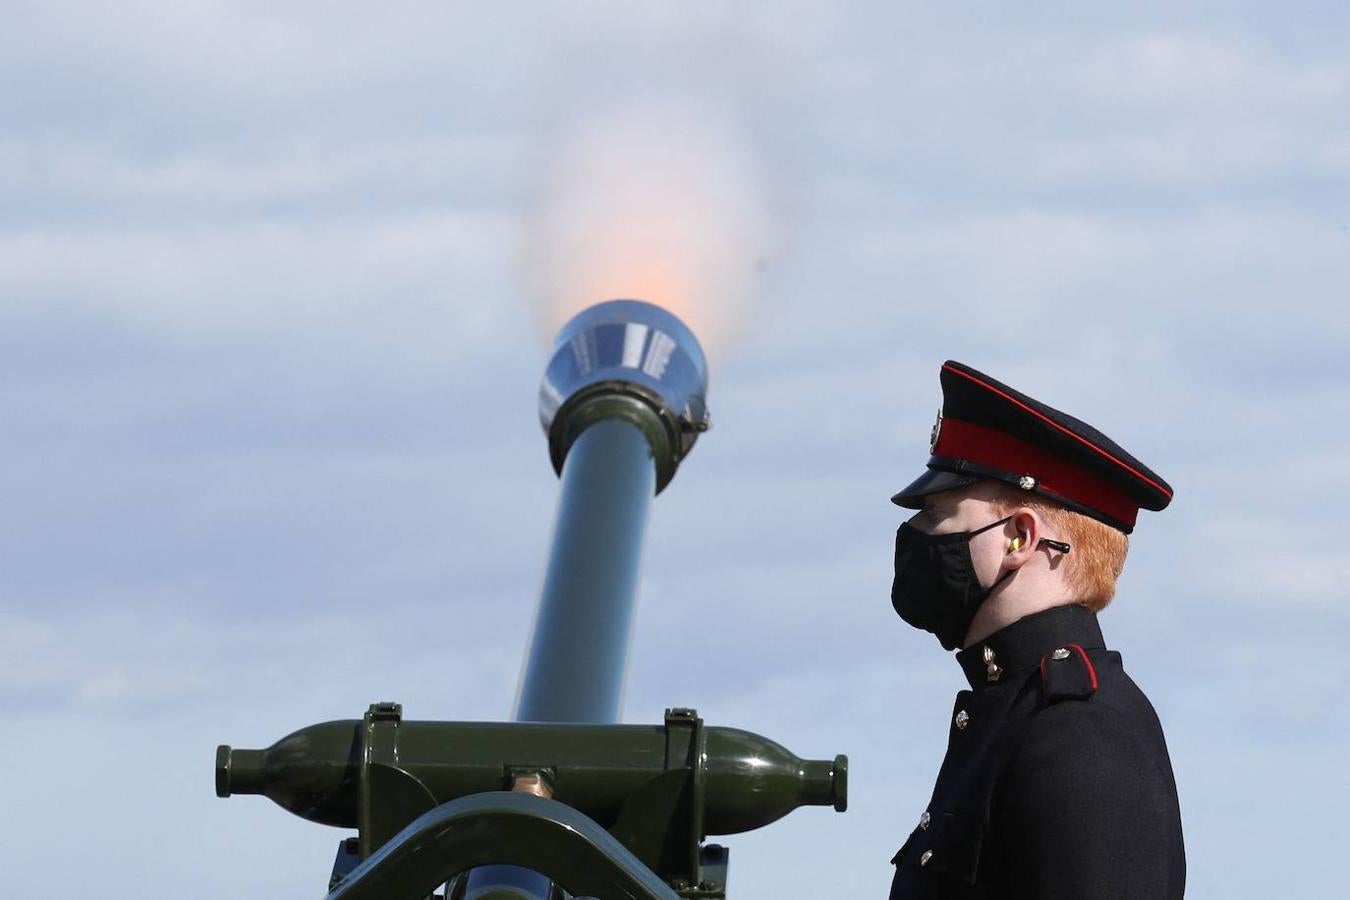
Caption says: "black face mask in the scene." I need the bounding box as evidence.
[891,517,1014,651]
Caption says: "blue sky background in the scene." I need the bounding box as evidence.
[2,2,1347,896]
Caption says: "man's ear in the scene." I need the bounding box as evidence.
[1004,509,1039,568]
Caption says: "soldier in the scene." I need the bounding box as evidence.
[887,361,1185,899]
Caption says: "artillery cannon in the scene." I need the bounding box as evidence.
[216,300,848,898]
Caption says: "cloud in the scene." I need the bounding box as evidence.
[800,27,1350,189]
[0,602,528,714]
[3,4,1347,898]
[0,212,518,345]
[0,135,523,227]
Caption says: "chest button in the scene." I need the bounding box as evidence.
[954,709,970,730]
[919,810,931,830]
[920,850,933,867]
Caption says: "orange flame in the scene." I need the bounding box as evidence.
[522,99,772,361]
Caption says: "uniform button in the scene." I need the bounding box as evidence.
[919,811,931,830]
[920,850,933,867]
[954,709,970,730]
[1051,647,1071,660]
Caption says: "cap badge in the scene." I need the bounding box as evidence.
[1018,475,1037,491]
[930,410,943,453]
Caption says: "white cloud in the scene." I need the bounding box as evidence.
[0,135,522,211]
[0,604,527,714]
[0,212,518,344]
[2,4,1347,898]
[1232,552,1350,607]
[798,26,1350,190]
[1074,32,1348,107]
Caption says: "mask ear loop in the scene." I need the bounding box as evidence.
[968,515,1014,538]
[993,534,1072,596]
[975,516,1070,555]
[947,515,1025,597]
[968,516,1019,595]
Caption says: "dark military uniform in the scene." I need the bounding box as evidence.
[888,361,1186,897]
[888,603,1186,899]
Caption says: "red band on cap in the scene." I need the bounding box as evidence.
[942,363,1172,501]
[933,417,1140,527]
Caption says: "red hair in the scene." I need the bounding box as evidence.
[991,489,1129,612]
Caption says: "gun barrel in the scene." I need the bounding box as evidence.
[515,417,654,723]
[477,299,709,897]
[517,300,710,725]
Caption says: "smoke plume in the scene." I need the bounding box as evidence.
[522,99,774,361]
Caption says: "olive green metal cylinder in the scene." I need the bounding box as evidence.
[216,718,845,835]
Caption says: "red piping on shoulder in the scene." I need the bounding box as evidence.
[1068,643,1099,691]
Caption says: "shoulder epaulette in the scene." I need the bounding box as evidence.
[1038,643,1099,702]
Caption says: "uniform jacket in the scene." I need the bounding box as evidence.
[889,604,1185,899]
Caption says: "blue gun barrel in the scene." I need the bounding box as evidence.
[518,299,709,722]
[465,299,710,898]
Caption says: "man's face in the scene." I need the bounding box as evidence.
[907,480,1013,590]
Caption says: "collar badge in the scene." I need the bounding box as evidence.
[983,645,1003,683]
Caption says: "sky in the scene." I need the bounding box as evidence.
[2,1,1348,896]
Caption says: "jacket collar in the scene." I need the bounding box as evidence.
[955,603,1105,690]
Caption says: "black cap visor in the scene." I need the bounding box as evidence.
[890,467,981,508]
